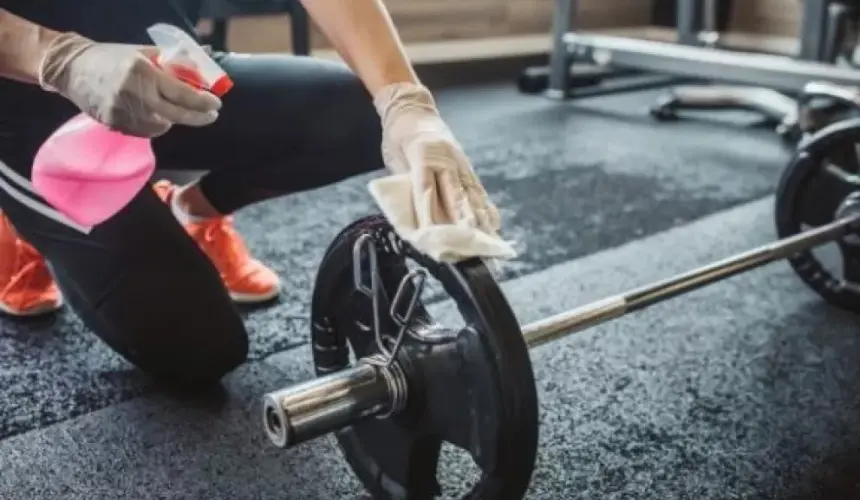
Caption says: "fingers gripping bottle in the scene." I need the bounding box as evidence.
[31,24,233,229]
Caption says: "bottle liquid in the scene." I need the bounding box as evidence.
[31,23,233,228]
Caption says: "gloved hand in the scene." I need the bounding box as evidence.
[38,32,222,138]
[369,81,516,262]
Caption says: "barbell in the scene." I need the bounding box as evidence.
[260,119,860,499]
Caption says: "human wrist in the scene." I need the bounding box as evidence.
[0,9,64,84]
[364,60,419,93]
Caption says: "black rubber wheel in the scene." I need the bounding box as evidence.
[794,99,860,141]
[517,67,549,95]
[310,215,540,500]
[775,120,860,311]
[649,96,678,121]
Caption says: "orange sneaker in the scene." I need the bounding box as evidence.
[0,212,63,316]
[153,180,281,303]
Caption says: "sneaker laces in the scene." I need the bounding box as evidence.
[1,240,52,296]
[198,216,256,279]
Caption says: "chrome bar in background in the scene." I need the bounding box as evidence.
[564,33,860,94]
[522,215,859,348]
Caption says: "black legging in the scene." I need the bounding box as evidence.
[0,2,384,387]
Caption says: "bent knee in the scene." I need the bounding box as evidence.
[154,320,249,388]
[183,322,249,386]
[108,303,250,389]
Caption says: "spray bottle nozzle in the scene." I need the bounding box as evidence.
[146,23,233,96]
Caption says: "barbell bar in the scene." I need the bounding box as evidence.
[263,207,860,451]
[257,103,860,500]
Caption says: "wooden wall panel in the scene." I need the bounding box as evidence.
[505,0,652,35]
[217,0,652,53]
[383,0,509,41]
[729,0,801,36]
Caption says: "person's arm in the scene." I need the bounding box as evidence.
[299,0,418,94]
[0,9,62,83]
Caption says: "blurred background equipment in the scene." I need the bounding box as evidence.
[519,0,860,140]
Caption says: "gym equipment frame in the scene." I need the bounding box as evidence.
[543,0,860,99]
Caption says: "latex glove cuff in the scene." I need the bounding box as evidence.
[373,81,439,124]
[38,32,96,93]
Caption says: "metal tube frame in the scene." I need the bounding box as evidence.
[546,0,575,99]
[263,213,860,449]
[800,0,831,61]
[564,32,860,95]
[677,0,703,47]
[545,0,860,99]
[546,0,707,98]
[544,0,696,99]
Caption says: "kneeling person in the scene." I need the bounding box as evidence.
[0,0,503,389]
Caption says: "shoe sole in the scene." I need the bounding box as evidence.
[0,288,276,315]
[230,286,281,304]
[0,296,64,317]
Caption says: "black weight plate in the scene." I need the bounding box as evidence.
[311,215,539,500]
[776,119,860,311]
[791,99,860,142]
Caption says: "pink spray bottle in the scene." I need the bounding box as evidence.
[31,23,233,228]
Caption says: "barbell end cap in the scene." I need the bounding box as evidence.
[262,394,292,449]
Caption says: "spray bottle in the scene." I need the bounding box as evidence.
[31,23,233,228]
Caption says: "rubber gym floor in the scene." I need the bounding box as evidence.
[2,81,860,500]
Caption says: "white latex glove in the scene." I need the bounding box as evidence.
[38,32,222,138]
[369,82,517,262]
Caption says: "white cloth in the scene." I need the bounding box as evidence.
[369,174,516,262]
[38,32,222,138]
[370,82,517,262]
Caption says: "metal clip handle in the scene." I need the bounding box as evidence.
[386,268,428,364]
[353,233,388,361]
[352,233,430,366]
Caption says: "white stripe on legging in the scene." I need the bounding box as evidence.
[0,159,93,234]
[0,157,40,194]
